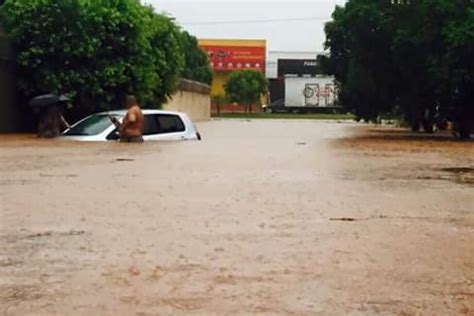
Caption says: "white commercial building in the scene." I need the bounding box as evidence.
[266,51,321,79]
[265,51,338,110]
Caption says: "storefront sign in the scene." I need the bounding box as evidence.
[278,59,319,77]
[200,45,266,72]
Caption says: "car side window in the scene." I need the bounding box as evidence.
[143,115,160,135]
[156,115,185,134]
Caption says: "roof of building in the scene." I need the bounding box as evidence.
[198,38,267,47]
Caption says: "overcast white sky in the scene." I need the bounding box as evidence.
[145,0,346,53]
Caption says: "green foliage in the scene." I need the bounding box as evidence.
[323,0,474,137]
[179,31,212,85]
[1,0,184,117]
[211,94,228,105]
[322,1,397,121]
[225,70,267,113]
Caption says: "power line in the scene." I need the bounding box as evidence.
[180,16,331,26]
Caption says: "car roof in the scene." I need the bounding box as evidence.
[96,109,186,116]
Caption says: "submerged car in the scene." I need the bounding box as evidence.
[61,110,201,141]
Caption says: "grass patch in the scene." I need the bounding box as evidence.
[212,112,356,120]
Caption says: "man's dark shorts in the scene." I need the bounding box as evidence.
[120,136,144,143]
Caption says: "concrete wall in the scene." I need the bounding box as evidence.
[163,79,211,122]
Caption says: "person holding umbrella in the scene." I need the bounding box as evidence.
[29,94,71,138]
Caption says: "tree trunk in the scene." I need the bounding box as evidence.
[422,120,434,133]
[458,120,471,140]
[410,119,420,132]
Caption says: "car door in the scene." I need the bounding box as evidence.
[141,114,161,140]
[144,114,187,141]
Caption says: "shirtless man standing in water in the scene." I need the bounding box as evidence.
[111,95,144,143]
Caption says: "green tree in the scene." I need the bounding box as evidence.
[179,31,212,85]
[322,1,396,122]
[225,70,267,114]
[323,0,474,138]
[442,4,474,138]
[145,12,184,107]
[390,1,458,131]
[1,0,184,119]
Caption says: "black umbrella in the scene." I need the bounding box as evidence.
[29,94,69,108]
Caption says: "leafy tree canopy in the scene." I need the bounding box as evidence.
[322,0,474,138]
[1,0,184,118]
[225,70,267,113]
[179,31,212,85]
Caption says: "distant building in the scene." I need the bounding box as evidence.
[266,51,321,79]
[266,51,338,109]
[198,39,267,97]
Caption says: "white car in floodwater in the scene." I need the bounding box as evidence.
[61,110,201,142]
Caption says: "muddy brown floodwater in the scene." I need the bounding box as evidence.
[0,120,473,316]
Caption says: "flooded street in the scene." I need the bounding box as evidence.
[0,120,473,315]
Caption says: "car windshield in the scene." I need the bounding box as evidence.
[64,114,121,136]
